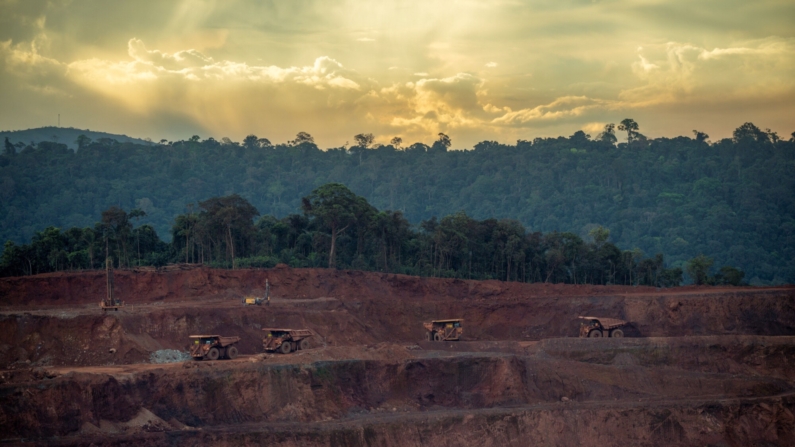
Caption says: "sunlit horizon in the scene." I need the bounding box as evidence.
[1,0,793,147]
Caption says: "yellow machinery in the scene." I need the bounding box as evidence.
[100,257,124,311]
[423,318,463,341]
[243,279,270,306]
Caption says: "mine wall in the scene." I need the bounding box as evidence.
[3,341,795,441]
[1,272,793,369]
[4,355,530,438]
[2,267,795,446]
[1,266,792,310]
[42,397,795,447]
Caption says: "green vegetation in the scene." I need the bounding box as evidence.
[0,121,792,284]
[3,184,737,287]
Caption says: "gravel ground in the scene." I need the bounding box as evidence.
[149,349,191,364]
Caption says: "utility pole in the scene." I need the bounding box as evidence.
[58,114,60,127]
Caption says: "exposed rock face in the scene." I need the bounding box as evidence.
[3,341,795,446]
[0,267,793,445]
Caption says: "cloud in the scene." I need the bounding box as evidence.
[621,38,795,107]
[492,96,611,126]
[2,1,795,146]
[128,38,214,69]
[0,39,69,96]
[697,40,790,60]
[67,39,368,95]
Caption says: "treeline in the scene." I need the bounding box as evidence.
[0,184,745,286]
[0,121,793,284]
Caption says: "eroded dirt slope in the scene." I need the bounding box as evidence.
[1,266,793,369]
[2,339,794,446]
[1,266,794,446]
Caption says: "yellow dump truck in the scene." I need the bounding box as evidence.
[578,316,628,338]
[262,328,313,354]
[189,335,241,360]
[423,319,463,341]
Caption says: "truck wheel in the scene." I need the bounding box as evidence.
[610,329,624,338]
[426,331,432,341]
[280,342,292,354]
[433,332,443,342]
[227,346,238,359]
[299,339,309,350]
[207,348,220,360]
[588,329,603,338]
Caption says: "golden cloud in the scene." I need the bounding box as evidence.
[2,23,794,146]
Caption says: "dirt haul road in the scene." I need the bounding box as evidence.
[0,265,794,446]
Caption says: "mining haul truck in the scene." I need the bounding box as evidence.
[189,335,241,360]
[578,316,628,338]
[262,328,313,354]
[423,319,463,341]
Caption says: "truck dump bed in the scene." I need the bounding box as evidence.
[578,316,627,330]
[188,335,241,347]
[423,319,463,341]
[262,328,314,352]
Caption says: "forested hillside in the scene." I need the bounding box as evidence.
[0,127,149,151]
[0,122,793,284]
[1,186,697,287]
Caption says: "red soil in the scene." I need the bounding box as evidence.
[0,266,793,446]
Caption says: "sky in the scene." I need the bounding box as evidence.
[0,0,793,148]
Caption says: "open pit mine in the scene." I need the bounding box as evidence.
[1,264,794,446]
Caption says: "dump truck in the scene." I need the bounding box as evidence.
[243,279,270,306]
[578,316,628,338]
[100,257,124,311]
[262,328,313,354]
[423,319,463,341]
[189,335,241,360]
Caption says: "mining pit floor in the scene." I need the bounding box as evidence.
[1,265,794,446]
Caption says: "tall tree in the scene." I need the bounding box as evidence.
[4,137,16,156]
[733,122,768,143]
[692,130,709,143]
[390,136,403,149]
[290,132,315,146]
[198,195,259,268]
[302,183,361,268]
[598,123,617,145]
[75,134,92,150]
[101,207,132,267]
[128,208,146,266]
[686,255,713,285]
[618,118,639,144]
[353,133,375,149]
[243,134,260,149]
[569,130,590,146]
[432,133,452,152]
